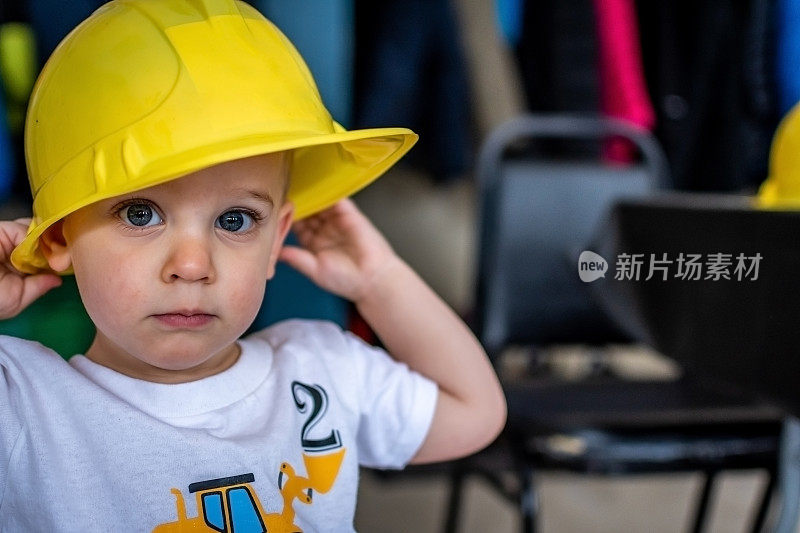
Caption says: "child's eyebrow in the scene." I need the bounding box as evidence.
[238,190,275,208]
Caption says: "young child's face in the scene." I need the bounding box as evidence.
[42,153,293,382]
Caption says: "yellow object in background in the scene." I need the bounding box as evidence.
[758,101,800,208]
[0,22,37,134]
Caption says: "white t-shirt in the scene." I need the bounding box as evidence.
[0,319,437,532]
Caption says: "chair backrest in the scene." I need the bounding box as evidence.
[475,114,669,358]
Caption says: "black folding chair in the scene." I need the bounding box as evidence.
[444,115,783,533]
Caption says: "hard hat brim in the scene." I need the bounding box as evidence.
[11,126,418,275]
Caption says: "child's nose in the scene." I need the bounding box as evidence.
[161,234,216,283]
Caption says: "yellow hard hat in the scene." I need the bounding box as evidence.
[11,0,417,274]
[758,102,800,208]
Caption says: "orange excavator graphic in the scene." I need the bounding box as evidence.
[153,449,345,533]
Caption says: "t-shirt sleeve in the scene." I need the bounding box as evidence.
[342,330,438,470]
[0,343,23,504]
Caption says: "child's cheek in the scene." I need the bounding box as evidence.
[229,274,267,325]
[76,265,137,332]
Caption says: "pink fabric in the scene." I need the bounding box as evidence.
[593,0,656,161]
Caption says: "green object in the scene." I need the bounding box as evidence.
[0,23,37,133]
[0,275,94,359]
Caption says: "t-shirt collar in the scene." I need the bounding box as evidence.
[68,336,272,419]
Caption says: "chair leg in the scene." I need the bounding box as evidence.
[749,469,777,533]
[775,416,800,533]
[444,467,465,533]
[690,470,717,533]
[520,467,539,533]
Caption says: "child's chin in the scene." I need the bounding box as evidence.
[145,353,220,372]
[140,342,238,374]
[148,358,208,372]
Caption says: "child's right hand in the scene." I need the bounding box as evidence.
[0,219,62,320]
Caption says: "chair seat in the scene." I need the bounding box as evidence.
[502,376,782,475]
[505,376,783,431]
[524,427,781,475]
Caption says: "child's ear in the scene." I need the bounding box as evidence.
[39,220,72,273]
[267,201,295,280]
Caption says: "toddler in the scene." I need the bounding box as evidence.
[0,1,505,531]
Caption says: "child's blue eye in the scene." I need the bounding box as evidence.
[122,204,162,227]
[216,210,254,232]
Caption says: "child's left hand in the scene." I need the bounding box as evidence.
[279,199,400,303]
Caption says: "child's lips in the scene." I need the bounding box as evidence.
[152,311,215,328]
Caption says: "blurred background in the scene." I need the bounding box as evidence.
[2,0,799,531]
